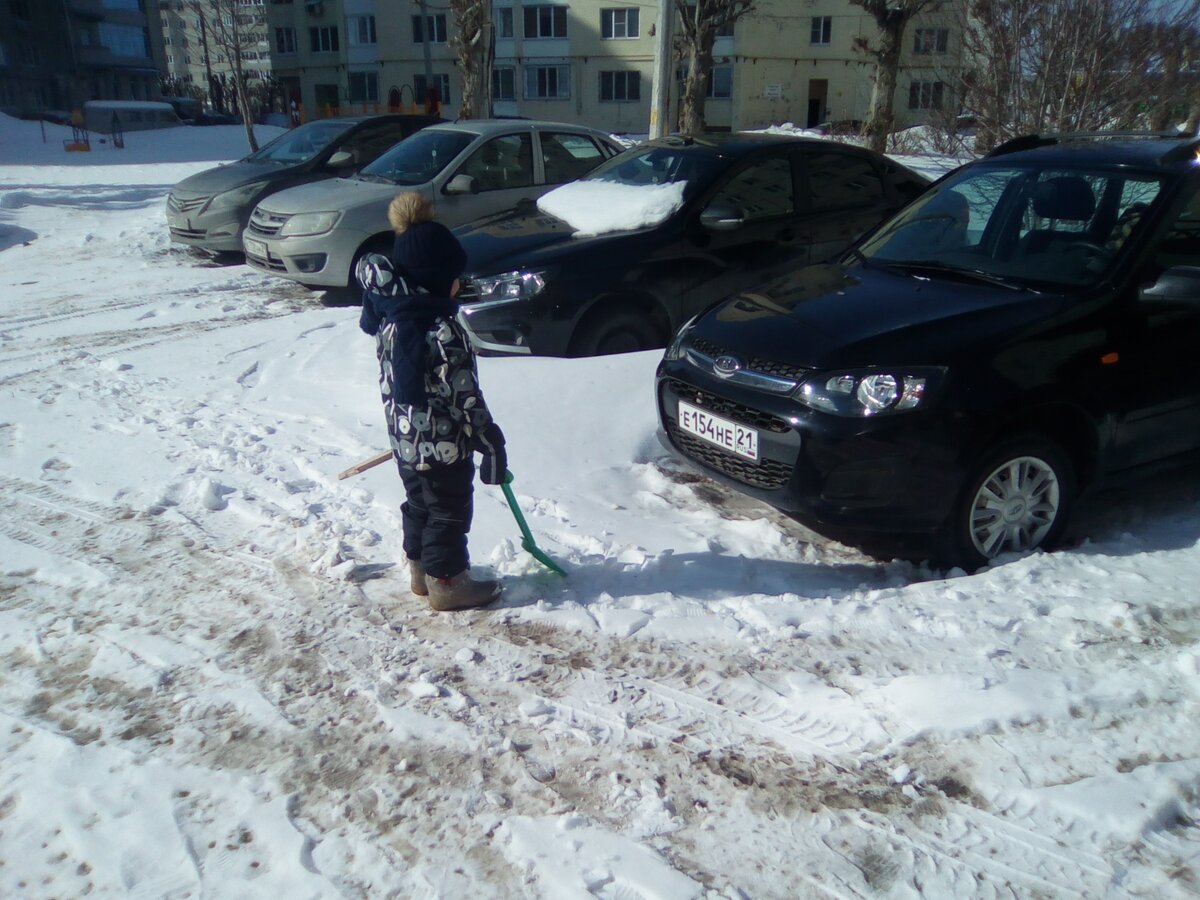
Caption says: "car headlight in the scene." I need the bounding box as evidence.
[206,180,269,211]
[279,211,341,237]
[796,367,945,416]
[664,314,700,361]
[463,270,547,309]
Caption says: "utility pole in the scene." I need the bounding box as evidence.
[417,0,435,108]
[649,0,675,139]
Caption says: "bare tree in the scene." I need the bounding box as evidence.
[851,0,945,153]
[673,0,755,135]
[449,0,494,119]
[951,0,1200,152]
[188,0,264,151]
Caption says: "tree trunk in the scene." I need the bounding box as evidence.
[679,33,714,136]
[863,28,902,153]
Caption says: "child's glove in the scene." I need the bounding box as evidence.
[475,422,507,486]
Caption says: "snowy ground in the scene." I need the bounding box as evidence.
[1,116,1199,898]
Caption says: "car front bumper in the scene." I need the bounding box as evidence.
[655,357,968,534]
[165,202,247,253]
[456,292,575,357]
[242,225,363,287]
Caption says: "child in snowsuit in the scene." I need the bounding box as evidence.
[357,192,507,611]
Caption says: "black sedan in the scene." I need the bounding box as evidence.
[656,131,1200,569]
[453,134,928,356]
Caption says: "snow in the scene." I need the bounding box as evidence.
[537,181,687,237]
[2,112,1199,897]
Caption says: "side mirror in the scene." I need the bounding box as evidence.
[328,149,355,168]
[1139,266,1200,306]
[444,174,478,195]
[700,204,746,232]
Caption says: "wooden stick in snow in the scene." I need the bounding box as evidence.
[338,450,393,480]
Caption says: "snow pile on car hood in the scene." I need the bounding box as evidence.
[537,180,686,237]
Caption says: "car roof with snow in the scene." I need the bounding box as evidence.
[639,131,883,160]
[983,132,1200,171]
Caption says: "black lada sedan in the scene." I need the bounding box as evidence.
[657,132,1200,569]
[453,134,928,357]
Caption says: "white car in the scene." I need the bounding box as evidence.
[242,119,622,290]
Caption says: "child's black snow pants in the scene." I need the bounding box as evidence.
[398,459,475,578]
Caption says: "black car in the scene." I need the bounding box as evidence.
[166,114,443,253]
[452,134,928,357]
[656,132,1200,570]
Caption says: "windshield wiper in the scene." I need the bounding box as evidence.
[354,173,394,184]
[877,260,1032,292]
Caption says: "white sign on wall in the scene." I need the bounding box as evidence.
[765,84,783,100]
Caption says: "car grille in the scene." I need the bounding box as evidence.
[245,249,287,273]
[169,226,207,240]
[248,208,287,237]
[168,194,209,214]
[665,378,790,434]
[667,422,793,490]
[689,336,810,383]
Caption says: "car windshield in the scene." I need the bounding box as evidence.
[358,130,475,185]
[582,146,723,200]
[859,164,1165,289]
[245,121,354,165]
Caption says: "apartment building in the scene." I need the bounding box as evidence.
[0,0,168,117]
[264,0,962,134]
[158,0,273,102]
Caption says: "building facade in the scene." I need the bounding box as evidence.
[263,0,962,134]
[0,0,168,117]
[158,1,273,110]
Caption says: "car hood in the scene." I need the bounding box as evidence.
[458,204,671,275]
[172,161,289,196]
[695,262,1075,370]
[255,176,397,214]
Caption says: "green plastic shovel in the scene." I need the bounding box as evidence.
[499,470,567,576]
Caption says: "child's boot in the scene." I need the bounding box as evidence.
[409,558,428,597]
[428,571,501,611]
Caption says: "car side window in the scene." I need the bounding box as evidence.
[708,155,794,222]
[804,152,885,211]
[454,133,534,192]
[542,132,606,184]
[1152,184,1200,269]
[335,123,410,166]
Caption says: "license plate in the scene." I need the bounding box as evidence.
[678,400,758,461]
[244,238,267,258]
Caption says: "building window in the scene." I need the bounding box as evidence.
[496,7,514,38]
[348,15,376,45]
[98,22,150,58]
[599,70,640,102]
[166,53,173,65]
[913,27,949,54]
[274,26,295,53]
[708,65,732,99]
[414,72,450,105]
[492,66,515,100]
[525,64,570,99]
[412,14,447,43]
[908,80,945,109]
[601,8,638,39]
[524,5,567,39]
[810,16,831,45]
[309,25,338,53]
[349,71,379,102]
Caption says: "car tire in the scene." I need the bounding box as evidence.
[573,310,660,357]
[939,435,1075,571]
